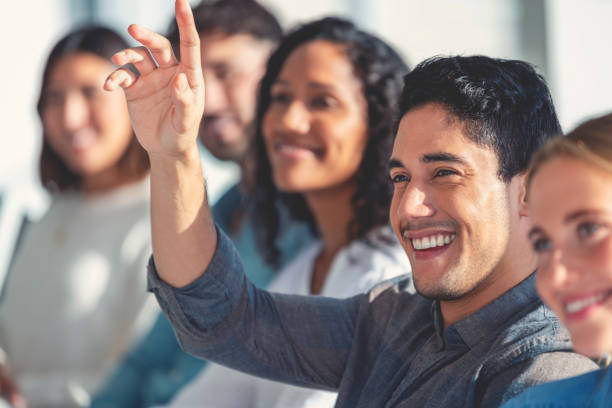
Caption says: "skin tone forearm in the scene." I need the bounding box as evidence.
[104,0,216,287]
[149,149,216,287]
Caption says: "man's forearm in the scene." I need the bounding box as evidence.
[149,146,217,287]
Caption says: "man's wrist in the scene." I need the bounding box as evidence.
[148,144,201,170]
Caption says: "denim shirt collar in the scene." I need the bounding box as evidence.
[432,273,540,349]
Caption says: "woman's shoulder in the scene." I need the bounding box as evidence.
[502,367,610,407]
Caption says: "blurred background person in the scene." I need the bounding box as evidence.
[167,16,411,408]
[502,113,612,406]
[91,1,312,407]
[0,26,157,408]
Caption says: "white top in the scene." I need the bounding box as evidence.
[199,147,240,205]
[0,177,158,407]
[0,182,49,294]
[168,226,412,408]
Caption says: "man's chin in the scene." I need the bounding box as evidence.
[200,138,248,162]
[413,273,468,301]
[414,285,464,302]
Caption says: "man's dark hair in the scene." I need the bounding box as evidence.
[398,55,562,181]
[167,0,282,56]
[248,17,409,265]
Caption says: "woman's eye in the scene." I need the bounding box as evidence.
[577,222,600,239]
[310,96,336,109]
[82,86,100,100]
[44,91,64,106]
[532,238,552,253]
[270,92,291,105]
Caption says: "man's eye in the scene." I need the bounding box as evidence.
[435,169,457,177]
[215,67,231,80]
[532,238,552,253]
[390,174,408,183]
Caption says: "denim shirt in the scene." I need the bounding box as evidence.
[148,228,597,408]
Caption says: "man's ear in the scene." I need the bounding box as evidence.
[517,173,529,217]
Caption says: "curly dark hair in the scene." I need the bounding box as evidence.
[398,55,561,182]
[247,17,409,265]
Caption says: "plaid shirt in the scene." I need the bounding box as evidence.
[149,228,597,407]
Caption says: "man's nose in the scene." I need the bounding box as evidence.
[396,184,435,219]
[203,74,229,115]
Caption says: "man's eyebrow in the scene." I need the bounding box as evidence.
[388,159,404,170]
[271,80,338,91]
[422,152,469,166]
[208,61,228,70]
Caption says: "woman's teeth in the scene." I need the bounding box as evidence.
[564,292,610,314]
[411,234,455,250]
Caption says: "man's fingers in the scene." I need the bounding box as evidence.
[104,68,138,92]
[112,47,157,76]
[175,0,203,86]
[171,73,198,133]
[127,24,178,68]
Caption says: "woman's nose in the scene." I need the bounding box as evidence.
[279,101,310,135]
[62,93,90,131]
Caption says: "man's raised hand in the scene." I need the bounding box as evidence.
[104,0,204,158]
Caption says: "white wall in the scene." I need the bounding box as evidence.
[374,0,523,65]
[546,0,612,131]
[0,1,69,210]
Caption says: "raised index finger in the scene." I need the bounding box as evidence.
[175,0,202,86]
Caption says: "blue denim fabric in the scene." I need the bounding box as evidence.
[149,228,598,408]
[502,366,612,407]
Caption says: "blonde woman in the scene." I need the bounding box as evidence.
[503,113,612,406]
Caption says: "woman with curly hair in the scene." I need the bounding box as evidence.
[159,16,412,407]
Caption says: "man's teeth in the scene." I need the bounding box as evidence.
[565,293,608,314]
[411,234,455,250]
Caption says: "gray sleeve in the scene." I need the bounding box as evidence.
[147,227,363,390]
[479,351,599,408]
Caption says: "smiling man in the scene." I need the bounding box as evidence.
[107,4,598,405]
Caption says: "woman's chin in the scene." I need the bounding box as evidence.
[273,173,312,194]
[571,332,612,359]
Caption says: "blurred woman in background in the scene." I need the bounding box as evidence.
[0,26,156,408]
[503,113,612,406]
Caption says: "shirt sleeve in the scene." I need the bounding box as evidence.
[147,227,364,390]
